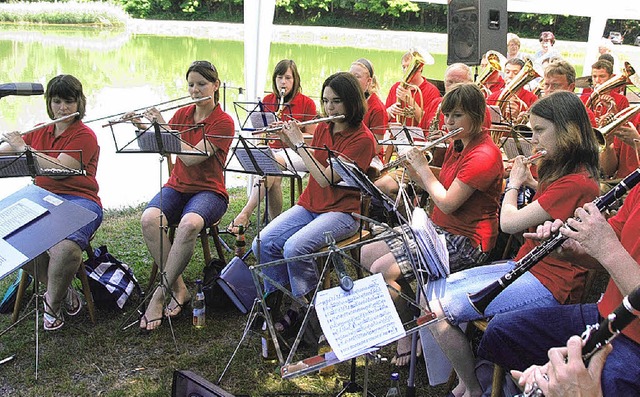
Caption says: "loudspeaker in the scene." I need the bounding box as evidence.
[172,370,238,397]
[447,0,507,65]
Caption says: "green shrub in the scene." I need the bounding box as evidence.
[0,1,129,26]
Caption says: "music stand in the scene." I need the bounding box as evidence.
[233,100,291,132]
[108,120,207,340]
[0,183,96,379]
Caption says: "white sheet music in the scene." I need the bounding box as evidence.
[315,273,405,362]
[0,155,31,177]
[235,146,291,175]
[0,198,48,239]
[500,137,533,159]
[0,239,28,279]
[411,207,449,279]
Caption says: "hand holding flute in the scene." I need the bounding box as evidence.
[1,112,80,150]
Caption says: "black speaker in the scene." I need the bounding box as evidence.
[447,0,507,65]
[172,370,238,397]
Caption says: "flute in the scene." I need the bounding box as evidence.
[522,149,547,164]
[468,167,640,315]
[251,115,346,135]
[0,112,80,144]
[380,126,464,172]
[518,285,640,397]
[103,96,212,127]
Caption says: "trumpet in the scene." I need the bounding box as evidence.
[593,104,640,150]
[522,149,547,165]
[251,115,346,135]
[0,112,80,145]
[101,96,212,127]
[380,127,464,172]
[467,167,640,315]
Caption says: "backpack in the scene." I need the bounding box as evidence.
[84,245,142,310]
[202,258,235,312]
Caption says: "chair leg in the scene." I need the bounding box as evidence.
[210,225,226,263]
[11,270,31,323]
[491,364,505,397]
[77,266,96,325]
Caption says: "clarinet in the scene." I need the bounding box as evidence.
[517,285,640,397]
[468,167,640,315]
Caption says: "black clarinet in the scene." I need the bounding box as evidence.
[517,285,640,397]
[468,167,640,315]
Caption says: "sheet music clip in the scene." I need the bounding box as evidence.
[0,149,84,178]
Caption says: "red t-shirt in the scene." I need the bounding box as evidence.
[164,104,234,200]
[297,121,376,214]
[385,79,441,127]
[518,171,601,304]
[24,120,101,206]
[611,136,640,178]
[599,184,640,344]
[580,90,629,122]
[431,132,504,252]
[364,92,388,160]
[262,92,317,149]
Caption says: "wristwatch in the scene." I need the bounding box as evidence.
[294,141,305,152]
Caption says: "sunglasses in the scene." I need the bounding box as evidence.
[190,60,217,72]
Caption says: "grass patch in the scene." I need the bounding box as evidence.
[0,184,447,396]
[0,2,129,26]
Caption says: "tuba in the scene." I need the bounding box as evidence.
[396,50,426,124]
[586,61,637,126]
[476,52,502,97]
[495,59,540,121]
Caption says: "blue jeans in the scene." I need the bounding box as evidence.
[252,205,359,297]
[60,195,103,250]
[478,303,640,397]
[424,260,560,325]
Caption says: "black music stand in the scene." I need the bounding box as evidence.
[109,120,207,340]
[0,184,96,379]
[233,100,291,132]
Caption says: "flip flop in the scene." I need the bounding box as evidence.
[43,311,64,331]
[164,296,191,318]
[64,286,83,317]
[139,314,162,332]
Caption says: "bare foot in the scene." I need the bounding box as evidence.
[390,334,422,366]
[165,288,192,318]
[140,292,164,331]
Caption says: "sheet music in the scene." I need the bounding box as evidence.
[500,137,533,159]
[0,198,48,239]
[249,111,277,129]
[0,155,31,177]
[136,130,183,153]
[315,273,405,361]
[0,239,28,278]
[411,207,449,279]
[234,146,290,175]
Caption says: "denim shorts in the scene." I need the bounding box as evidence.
[59,195,103,250]
[147,187,227,227]
[424,260,560,325]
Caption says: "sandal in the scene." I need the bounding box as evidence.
[43,311,65,331]
[390,335,422,367]
[139,314,163,332]
[274,308,301,336]
[64,286,82,317]
[164,295,191,318]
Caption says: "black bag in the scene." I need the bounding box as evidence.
[84,245,142,310]
[202,258,234,312]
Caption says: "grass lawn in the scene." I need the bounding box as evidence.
[0,183,450,397]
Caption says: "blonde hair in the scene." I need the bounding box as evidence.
[351,58,380,94]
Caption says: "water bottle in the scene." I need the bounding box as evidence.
[234,224,246,257]
[385,372,402,397]
[192,279,206,328]
[261,319,277,361]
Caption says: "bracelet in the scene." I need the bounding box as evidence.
[504,185,519,194]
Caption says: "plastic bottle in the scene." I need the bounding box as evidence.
[192,279,206,328]
[261,319,277,361]
[235,224,246,257]
[385,372,402,397]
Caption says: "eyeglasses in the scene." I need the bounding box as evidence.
[190,60,217,72]
[540,39,553,43]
